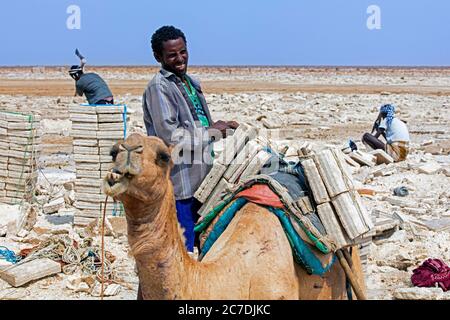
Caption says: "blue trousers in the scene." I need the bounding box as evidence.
[175,198,202,252]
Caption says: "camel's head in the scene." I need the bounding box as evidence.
[103,133,172,205]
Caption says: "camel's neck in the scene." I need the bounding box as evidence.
[124,183,191,300]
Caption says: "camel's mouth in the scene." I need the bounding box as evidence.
[103,169,132,197]
[103,141,144,198]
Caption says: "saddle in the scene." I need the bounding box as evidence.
[195,154,337,276]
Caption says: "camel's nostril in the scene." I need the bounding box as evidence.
[108,178,116,187]
[112,168,123,175]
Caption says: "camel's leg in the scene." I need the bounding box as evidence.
[295,246,366,300]
[295,261,347,300]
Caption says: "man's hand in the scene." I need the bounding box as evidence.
[226,121,239,130]
[374,127,385,139]
[210,120,230,138]
[210,120,240,139]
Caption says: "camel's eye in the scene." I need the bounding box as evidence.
[156,150,171,166]
[110,144,122,161]
[134,146,144,154]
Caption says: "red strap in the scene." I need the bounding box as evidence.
[236,184,284,208]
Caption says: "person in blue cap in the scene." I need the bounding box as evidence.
[362,104,410,162]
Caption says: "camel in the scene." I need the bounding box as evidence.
[103,133,366,300]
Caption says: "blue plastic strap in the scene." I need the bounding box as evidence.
[123,104,127,138]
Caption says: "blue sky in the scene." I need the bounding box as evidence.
[0,0,449,66]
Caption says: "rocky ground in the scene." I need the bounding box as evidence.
[0,67,449,300]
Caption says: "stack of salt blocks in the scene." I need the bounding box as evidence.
[69,105,129,226]
[0,111,41,205]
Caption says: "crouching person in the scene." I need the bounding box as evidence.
[362,104,410,162]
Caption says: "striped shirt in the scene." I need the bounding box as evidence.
[142,69,214,200]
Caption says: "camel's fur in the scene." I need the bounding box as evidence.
[104,133,366,300]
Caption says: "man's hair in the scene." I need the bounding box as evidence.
[151,26,187,56]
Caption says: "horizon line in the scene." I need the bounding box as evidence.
[1,64,449,69]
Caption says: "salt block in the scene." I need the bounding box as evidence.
[393,288,446,300]
[239,150,272,181]
[72,122,98,131]
[316,202,350,249]
[95,106,127,114]
[314,149,348,197]
[418,162,442,175]
[4,113,41,123]
[69,105,97,114]
[73,146,99,155]
[224,141,262,183]
[43,197,65,214]
[194,162,227,203]
[369,149,394,165]
[97,131,124,140]
[74,154,100,163]
[349,151,376,167]
[383,196,416,208]
[98,122,124,131]
[0,258,61,287]
[97,114,127,123]
[77,162,101,171]
[69,114,98,123]
[332,192,369,239]
[216,124,256,166]
[71,129,97,139]
[342,153,360,168]
[350,190,374,230]
[104,284,122,296]
[421,218,450,232]
[198,178,232,217]
[301,158,330,204]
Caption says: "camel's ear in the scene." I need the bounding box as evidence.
[156,149,171,167]
[110,140,123,162]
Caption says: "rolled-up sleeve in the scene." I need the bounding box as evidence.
[143,82,211,151]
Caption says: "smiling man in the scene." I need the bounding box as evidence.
[142,26,238,256]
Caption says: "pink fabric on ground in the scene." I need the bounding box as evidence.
[411,258,450,292]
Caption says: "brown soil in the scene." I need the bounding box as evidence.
[0,79,449,96]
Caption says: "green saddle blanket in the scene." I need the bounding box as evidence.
[195,197,336,276]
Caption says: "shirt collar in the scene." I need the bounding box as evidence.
[160,68,201,91]
[160,68,175,79]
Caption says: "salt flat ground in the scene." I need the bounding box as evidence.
[0,66,449,300]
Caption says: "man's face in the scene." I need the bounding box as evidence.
[155,37,189,78]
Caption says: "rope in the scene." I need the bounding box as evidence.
[100,195,108,300]
[16,233,118,286]
[0,246,21,264]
